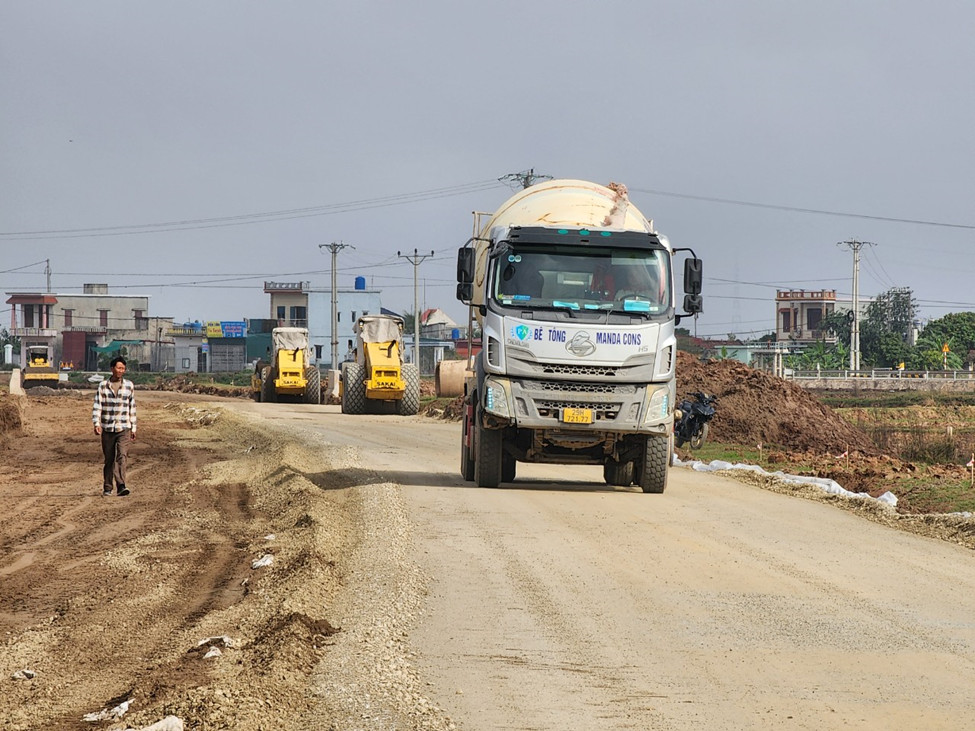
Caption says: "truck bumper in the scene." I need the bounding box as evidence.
[480,375,673,436]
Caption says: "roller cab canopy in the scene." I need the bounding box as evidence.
[356,315,404,344]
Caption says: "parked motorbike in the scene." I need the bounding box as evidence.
[674,392,718,449]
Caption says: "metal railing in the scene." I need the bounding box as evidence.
[786,368,975,381]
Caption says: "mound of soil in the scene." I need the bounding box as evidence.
[676,351,876,455]
[0,394,25,439]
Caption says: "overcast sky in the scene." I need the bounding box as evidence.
[3,1,974,339]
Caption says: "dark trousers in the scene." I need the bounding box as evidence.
[101,429,131,490]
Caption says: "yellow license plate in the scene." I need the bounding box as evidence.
[561,407,594,424]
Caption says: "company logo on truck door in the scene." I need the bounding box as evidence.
[511,324,538,341]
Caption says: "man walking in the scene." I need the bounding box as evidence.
[92,356,137,497]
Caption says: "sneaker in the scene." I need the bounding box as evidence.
[117,486,131,497]
[102,490,112,497]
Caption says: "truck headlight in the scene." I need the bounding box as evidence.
[644,387,669,424]
[483,378,511,418]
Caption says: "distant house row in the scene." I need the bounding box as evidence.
[5,279,461,374]
[6,282,848,374]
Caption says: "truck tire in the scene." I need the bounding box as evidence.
[690,422,709,450]
[637,435,670,494]
[473,409,503,488]
[460,404,475,481]
[397,363,420,416]
[253,360,268,401]
[603,459,634,487]
[261,367,277,403]
[304,367,321,405]
[342,362,366,415]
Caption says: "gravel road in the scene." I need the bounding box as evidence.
[226,400,975,730]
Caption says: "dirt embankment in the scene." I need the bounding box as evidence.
[674,351,877,455]
[0,392,453,730]
[0,393,25,439]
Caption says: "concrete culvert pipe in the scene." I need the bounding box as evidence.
[436,360,470,398]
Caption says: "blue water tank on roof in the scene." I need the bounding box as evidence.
[354,276,366,290]
[451,328,460,340]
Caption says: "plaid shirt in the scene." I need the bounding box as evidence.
[92,378,137,433]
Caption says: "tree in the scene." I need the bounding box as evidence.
[819,310,851,347]
[401,311,418,337]
[859,287,917,368]
[916,312,975,368]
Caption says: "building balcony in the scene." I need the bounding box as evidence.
[10,327,58,338]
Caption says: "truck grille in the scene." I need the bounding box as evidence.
[536,380,634,394]
[537,363,619,377]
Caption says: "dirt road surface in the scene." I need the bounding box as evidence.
[4,391,975,729]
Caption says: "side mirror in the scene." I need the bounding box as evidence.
[683,257,703,295]
[683,293,703,314]
[456,282,473,303]
[457,248,475,284]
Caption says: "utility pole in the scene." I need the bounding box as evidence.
[397,248,435,366]
[45,259,51,293]
[499,168,553,190]
[837,239,875,371]
[319,241,353,369]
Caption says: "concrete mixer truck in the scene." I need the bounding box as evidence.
[454,179,703,492]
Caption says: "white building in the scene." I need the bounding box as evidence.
[265,278,382,368]
[6,283,172,371]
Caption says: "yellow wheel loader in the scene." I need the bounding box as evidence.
[341,315,420,415]
[21,344,60,389]
[255,327,321,404]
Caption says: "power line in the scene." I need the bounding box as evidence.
[708,276,844,289]
[7,178,974,248]
[630,187,975,230]
[0,259,50,274]
[0,180,504,240]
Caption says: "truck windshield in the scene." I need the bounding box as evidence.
[491,245,671,314]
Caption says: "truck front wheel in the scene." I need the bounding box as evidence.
[460,403,475,481]
[473,409,503,488]
[637,435,670,494]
